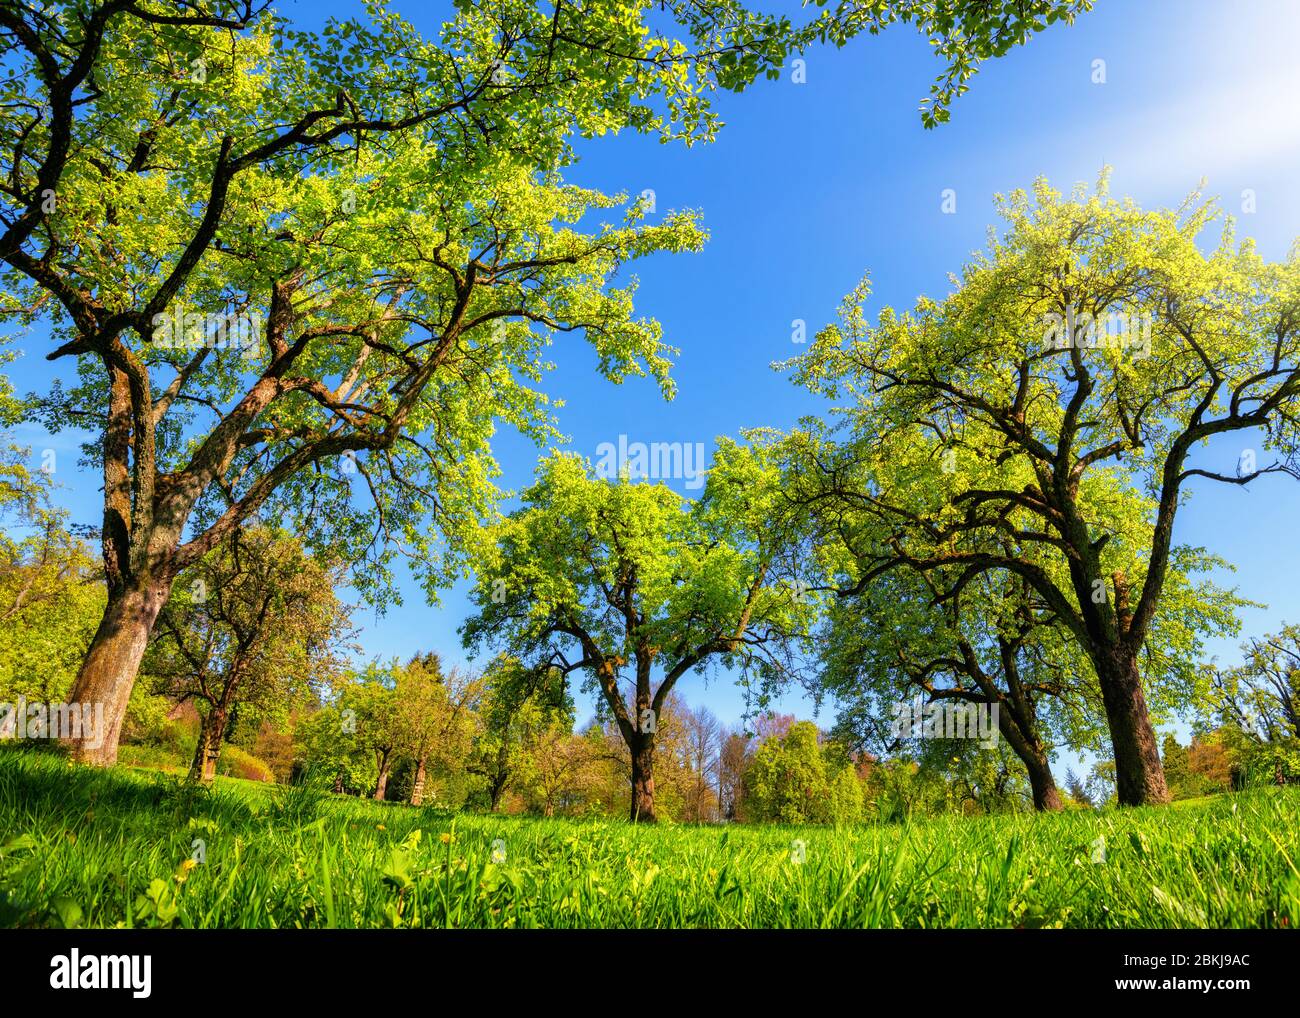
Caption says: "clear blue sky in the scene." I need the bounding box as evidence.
[8,0,1300,778]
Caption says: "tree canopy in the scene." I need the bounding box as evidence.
[779,174,1299,804]
[0,0,1096,765]
[461,442,816,820]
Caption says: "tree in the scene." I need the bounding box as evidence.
[0,0,1091,764]
[145,525,350,781]
[0,438,103,705]
[1161,733,1191,795]
[818,562,1086,811]
[718,728,753,820]
[528,724,612,818]
[782,174,1298,805]
[294,695,374,796]
[468,656,573,812]
[462,443,814,821]
[343,665,403,801]
[680,703,723,822]
[397,654,483,807]
[0,2,730,765]
[1086,759,1116,807]
[1185,732,1234,793]
[1200,625,1300,786]
[1064,768,1092,807]
[1208,625,1300,742]
[803,475,1244,811]
[742,720,862,824]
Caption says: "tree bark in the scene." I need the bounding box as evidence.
[1096,650,1170,806]
[373,751,392,801]
[992,698,1063,812]
[630,734,656,823]
[410,755,427,806]
[63,575,173,765]
[189,706,229,784]
[489,774,508,812]
[1023,747,1063,811]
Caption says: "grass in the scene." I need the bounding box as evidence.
[2,748,1298,929]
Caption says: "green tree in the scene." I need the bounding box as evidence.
[792,439,1246,812]
[0,382,104,705]
[817,559,1090,812]
[1064,768,1092,808]
[0,0,1091,764]
[396,654,482,807]
[462,444,815,822]
[0,469,104,706]
[1208,625,1300,742]
[1161,733,1190,795]
[782,174,1297,805]
[1201,626,1300,787]
[294,695,375,796]
[468,656,573,812]
[145,525,351,782]
[742,720,862,824]
[344,664,404,800]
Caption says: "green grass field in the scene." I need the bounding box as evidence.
[2,750,1298,929]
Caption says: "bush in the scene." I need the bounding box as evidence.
[120,686,175,747]
[827,765,865,825]
[743,721,867,824]
[216,745,274,783]
[117,743,187,773]
[250,722,296,783]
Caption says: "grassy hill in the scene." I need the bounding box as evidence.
[1,749,1296,929]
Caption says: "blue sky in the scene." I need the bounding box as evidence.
[8,0,1300,778]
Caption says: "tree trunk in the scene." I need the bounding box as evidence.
[373,751,391,801]
[1096,650,1170,806]
[489,774,508,812]
[1023,747,1063,811]
[332,769,345,794]
[410,755,428,806]
[489,739,510,812]
[189,707,229,784]
[63,576,173,765]
[629,734,656,823]
[996,710,1063,812]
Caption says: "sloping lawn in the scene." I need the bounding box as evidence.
[1,749,1297,928]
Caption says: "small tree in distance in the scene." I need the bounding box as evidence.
[146,525,351,783]
[462,442,816,822]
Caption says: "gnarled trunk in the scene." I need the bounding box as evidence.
[995,703,1063,811]
[373,750,392,801]
[489,773,508,812]
[629,734,656,823]
[1024,748,1063,811]
[410,755,428,806]
[63,576,173,765]
[189,706,230,784]
[1096,649,1170,806]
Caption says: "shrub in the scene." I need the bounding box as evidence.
[216,745,274,783]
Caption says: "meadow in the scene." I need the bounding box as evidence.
[2,750,1297,929]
